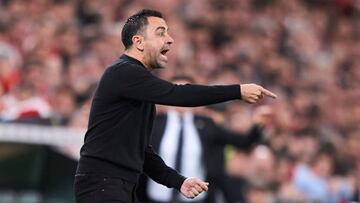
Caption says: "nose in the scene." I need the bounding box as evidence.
[166,34,174,44]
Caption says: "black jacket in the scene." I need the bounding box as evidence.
[76,55,241,190]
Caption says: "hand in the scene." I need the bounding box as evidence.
[240,84,277,104]
[253,105,273,127]
[180,178,209,199]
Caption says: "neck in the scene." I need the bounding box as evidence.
[124,49,148,69]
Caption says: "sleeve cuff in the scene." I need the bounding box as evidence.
[171,173,187,191]
[225,84,241,100]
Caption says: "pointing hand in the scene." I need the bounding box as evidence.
[240,84,277,104]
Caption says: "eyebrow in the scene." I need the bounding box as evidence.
[155,26,167,32]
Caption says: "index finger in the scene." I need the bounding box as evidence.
[261,88,277,99]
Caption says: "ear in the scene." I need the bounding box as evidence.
[132,35,144,51]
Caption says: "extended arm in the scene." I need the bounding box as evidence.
[98,63,276,106]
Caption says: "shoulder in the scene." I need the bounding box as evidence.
[103,59,149,81]
[106,59,142,73]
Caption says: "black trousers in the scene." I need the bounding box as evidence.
[74,174,139,203]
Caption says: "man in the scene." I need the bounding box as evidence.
[137,76,273,203]
[74,9,276,203]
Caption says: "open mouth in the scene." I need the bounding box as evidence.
[160,49,169,56]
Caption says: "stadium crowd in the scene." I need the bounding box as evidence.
[0,0,359,202]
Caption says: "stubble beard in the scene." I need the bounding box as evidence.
[146,54,166,70]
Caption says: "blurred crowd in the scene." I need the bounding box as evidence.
[0,0,359,202]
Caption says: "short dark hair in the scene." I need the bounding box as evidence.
[121,9,163,49]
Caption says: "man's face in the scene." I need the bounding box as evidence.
[142,17,174,69]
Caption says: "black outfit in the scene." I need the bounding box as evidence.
[74,55,241,203]
[74,174,138,203]
[137,114,263,203]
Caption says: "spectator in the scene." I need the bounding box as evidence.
[0,82,52,124]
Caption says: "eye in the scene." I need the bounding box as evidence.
[156,30,166,37]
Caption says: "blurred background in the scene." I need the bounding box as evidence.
[0,0,359,202]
